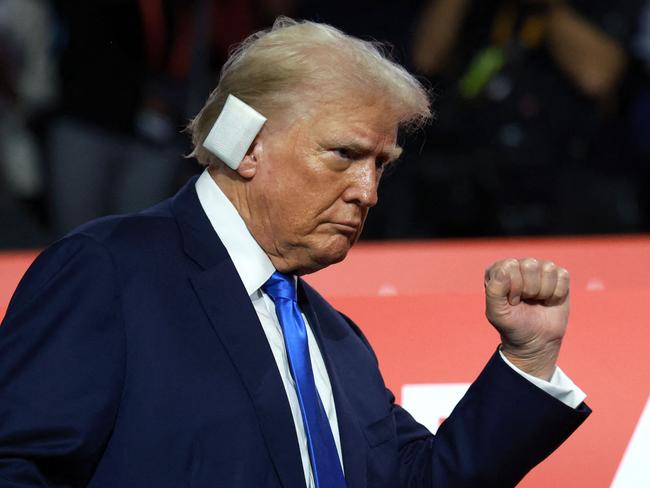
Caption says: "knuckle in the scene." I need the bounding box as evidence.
[521,257,538,271]
[542,261,556,273]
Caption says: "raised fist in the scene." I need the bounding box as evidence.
[484,258,570,380]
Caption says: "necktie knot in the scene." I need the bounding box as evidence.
[262,271,297,302]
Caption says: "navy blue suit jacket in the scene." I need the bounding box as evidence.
[0,178,590,487]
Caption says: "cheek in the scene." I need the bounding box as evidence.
[278,183,338,223]
[261,158,344,231]
[266,201,315,241]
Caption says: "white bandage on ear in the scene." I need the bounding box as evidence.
[202,94,267,170]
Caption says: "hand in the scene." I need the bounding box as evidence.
[484,258,570,380]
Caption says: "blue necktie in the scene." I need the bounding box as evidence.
[263,272,347,488]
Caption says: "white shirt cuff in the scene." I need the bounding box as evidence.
[498,350,587,409]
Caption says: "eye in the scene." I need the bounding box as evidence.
[333,147,354,159]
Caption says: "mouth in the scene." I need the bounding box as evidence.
[329,222,361,236]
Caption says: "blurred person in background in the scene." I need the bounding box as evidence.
[0,0,57,247]
[400,0,644,238]
[47,0,292,237]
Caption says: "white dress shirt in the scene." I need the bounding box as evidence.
[194,169,586,487]
[196,170,341,488]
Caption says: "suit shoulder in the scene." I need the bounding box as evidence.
[3,233,117,323]
[13,198,185,302]
[69,198,178,249]
[19,199,175,295]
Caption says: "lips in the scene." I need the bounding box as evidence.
[330,222,361,235]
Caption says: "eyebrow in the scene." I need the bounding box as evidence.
[342,142,403,164]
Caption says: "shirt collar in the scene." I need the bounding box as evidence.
[195,169,276,296]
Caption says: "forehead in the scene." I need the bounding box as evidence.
[292,99,402,157]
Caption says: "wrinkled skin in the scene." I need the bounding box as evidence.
[214,99,401,275]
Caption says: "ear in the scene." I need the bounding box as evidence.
[236,136,263,180]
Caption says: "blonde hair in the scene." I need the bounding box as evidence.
[187,17,431,166]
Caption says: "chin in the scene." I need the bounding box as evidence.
[298,239,351,275]
[318,240,351,266]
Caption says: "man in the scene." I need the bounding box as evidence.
[0,18,589,487]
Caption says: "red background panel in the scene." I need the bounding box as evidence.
[2,236,649,486]
[305,236,650,487]
[0,251,37,320]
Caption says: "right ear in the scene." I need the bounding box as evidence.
[236,136,263,180]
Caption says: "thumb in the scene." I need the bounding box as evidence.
[485,269,513,324]
[485,268,511,302]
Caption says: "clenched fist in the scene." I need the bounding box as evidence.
[484,258,570,380]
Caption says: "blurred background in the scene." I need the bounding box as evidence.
[1,0,649,248]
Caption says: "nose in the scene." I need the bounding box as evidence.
[342,159,380,208]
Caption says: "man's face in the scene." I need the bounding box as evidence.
[245,99,401,275]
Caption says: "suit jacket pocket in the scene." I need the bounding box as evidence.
[363,413,396,447]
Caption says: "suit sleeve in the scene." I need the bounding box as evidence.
[0,235,126,487]
[341,314,591,487]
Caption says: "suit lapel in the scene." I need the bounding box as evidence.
[171,179,306,488]
[299,281,368,488]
